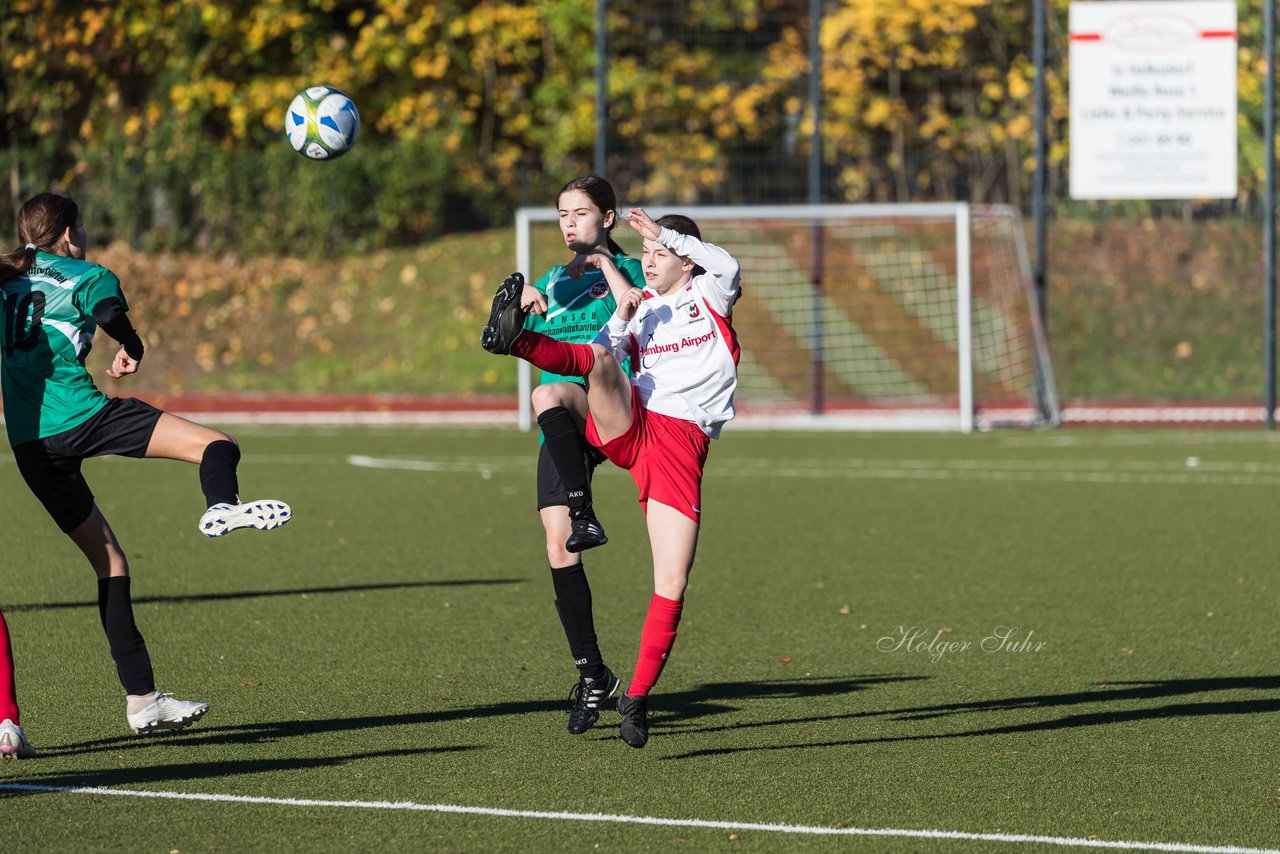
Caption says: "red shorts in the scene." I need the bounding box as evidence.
[586,385,711,524]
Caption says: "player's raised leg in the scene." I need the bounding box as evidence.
[481,278,600,377]
[143,413,291,537]
[580,345,634,445]
[480,272,529,355]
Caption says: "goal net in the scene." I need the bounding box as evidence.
[514,203,1059,432]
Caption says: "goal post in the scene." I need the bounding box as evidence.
[513,203,1060,432]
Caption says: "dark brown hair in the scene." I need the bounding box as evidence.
[0,193,81,284]
[558,174,625,255]
[655,213,704,277]
[654,214,701,241]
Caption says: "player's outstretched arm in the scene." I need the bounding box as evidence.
[626,208,740,313]
[92,297,145,378]
[656,228,741,314]
[593,288,644,363]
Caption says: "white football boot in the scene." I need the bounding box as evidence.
[199,499,291,537]
[127,693,209,734]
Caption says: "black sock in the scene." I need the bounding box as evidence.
[98,577,156,696]
[537,407,591,515]
[550,564,604,679]
[200,439,241,507]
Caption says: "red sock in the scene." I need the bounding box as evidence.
[627,594,684,697]
[510,331,596,378]
[0,609,18,724]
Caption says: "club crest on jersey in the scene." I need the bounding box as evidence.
[589,282,610,299]
[684,301,701,319]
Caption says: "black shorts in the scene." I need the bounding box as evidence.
[12,397,164,533]
[535,441,606,511]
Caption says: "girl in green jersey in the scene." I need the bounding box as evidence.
[510,175,644,735]
[0,192,292,737]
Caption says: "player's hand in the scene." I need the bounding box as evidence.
[566,253,613,279]
[617,287,644,322]
[106,347,140,378]
[625,208,661,241]
[520,283,547,316]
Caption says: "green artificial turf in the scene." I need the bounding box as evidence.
[1,426,1277,852]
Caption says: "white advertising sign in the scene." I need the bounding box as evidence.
[1069,1,1237,199]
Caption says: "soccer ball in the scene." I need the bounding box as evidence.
[285,86,360,160]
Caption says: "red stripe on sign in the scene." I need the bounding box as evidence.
[1069,32,1102,41]
[1199,30,1236,38]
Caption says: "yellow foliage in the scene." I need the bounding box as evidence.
[2,0,1264,218]
[1005,114,1032,141]
[864,98,893,128]
[1007,68,1031,101]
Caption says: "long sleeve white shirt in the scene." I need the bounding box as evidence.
[594,227,741,438]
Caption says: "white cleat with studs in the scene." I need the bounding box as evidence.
[127,694,209,735]
[199,500,292,538]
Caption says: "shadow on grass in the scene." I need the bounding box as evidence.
[662,675,1280,760]
[4,578,525,613]
[0,744,482,798]
[40,674,923,759]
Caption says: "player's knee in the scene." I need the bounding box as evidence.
[100,547,129,578]
[587,344,618,379]
[530,384,562,415]
[201,437,240,467]
[545,541,575,566]
[654,567,690,600]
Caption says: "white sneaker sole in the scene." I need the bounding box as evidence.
[200,500,291,538]
[129,703,208,735]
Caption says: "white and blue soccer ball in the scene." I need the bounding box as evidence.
[285,86,360,160]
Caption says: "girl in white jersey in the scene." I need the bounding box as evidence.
[0,193,292,741]
[482,209,741,748]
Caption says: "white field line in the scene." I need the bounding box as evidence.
[343,454,1280,487]
[0,783,1273,854]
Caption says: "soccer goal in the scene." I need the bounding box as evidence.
[513,203,1060,432]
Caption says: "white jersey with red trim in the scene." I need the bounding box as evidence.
[595,227,741,438]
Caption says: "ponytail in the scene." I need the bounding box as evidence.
[7,192,80,283]
[0,244,38,284]
[606,235,625,256]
